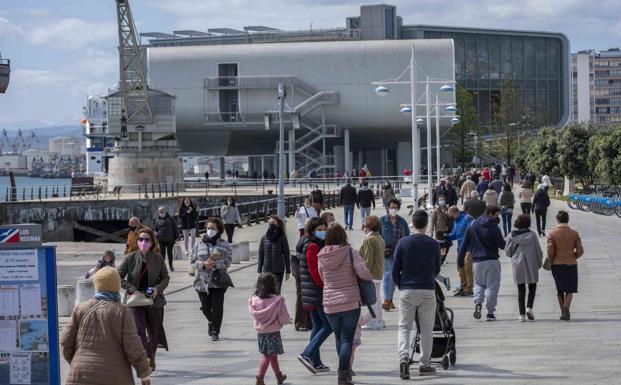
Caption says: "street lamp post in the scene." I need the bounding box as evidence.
[277,83,286,218]
[410,46,420,204]
[508,122,517,166]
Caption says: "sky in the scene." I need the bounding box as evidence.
[1,0,621,131]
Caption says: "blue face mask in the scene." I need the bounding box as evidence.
[314,230,326,240]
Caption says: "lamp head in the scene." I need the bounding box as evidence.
[445,105,457,113]
[374,85,390,96]
[440,84,454,92]
[400,106,412,114]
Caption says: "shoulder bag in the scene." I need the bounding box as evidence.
[543,234,553,271]
[125,259,154,307]
[349,248,377,316]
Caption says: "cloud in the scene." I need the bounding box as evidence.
[0,16,22,41]
[11,69,67,87]
[26,18,116,50]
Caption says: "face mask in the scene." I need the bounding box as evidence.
[389,208,398,217]
[328,220,336,226]
[268,224,279,232]
[438,200,446,206]
[314,230,326,240]
[206,229,218,238]
[159,213,165,218]
[304,203,310,208]
[137,239,151,253]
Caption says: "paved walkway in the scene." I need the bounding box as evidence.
[57,198,621,384]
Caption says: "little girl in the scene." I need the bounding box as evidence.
[84,250,115,279]
[350,313,373,376]
[249,273,291,385]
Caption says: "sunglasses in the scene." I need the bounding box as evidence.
[137,238,152,243]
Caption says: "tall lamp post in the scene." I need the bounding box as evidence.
[277,83,286,218]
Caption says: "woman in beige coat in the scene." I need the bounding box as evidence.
[359,215,385,330]
[61,267,151,385]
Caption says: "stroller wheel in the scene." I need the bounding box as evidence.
[441,355,449,370]
[449,350,456,366]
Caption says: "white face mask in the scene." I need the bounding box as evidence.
[206,229,218,238]
[389,208,398,217]
[438,200,446,206]
[328,220,336,226]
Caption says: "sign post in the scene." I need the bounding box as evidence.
[0,224,60,385]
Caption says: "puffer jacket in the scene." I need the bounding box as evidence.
[297,238,324,308]
[190,237,232,291]
[318,245,372,315]
[258,234,291,274]
[505,229,543,284]
[61,299,151,385]
[248,295,292,334]
[153,213,178,243]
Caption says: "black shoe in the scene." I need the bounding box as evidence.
[169,265,174,272]
[486,313,496,321]
[297,355,318,374]
[208,322,213,337]
[400,361,410,379]
[211,333,219,341]
[473,303,482,319]
[453,289,464,297]
[419,364,436,375]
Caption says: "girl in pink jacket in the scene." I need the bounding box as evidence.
[249,273,292,385]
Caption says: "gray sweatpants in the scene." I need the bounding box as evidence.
[473,259,501,314]
[398,289,436,365]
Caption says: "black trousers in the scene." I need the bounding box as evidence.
[520,202,532,215]
[293,273,312,330]
[131,306,168,359]
[197,288,227,334]
[535,210,547,234]
[224,224,236,244]
[517,283,537,315]
[273,272,284,294]
[159,240,175,268]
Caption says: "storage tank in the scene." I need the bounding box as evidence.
[49,137,72,154]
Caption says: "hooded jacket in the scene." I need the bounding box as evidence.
[248,295,292,334]
[477,180,489,198]
[445,211,474,253]
[459,215,506,266]
[505,229,543,284]
[258,232,291,274]
[318,245,372,315]
[357,186,376,209]
[483,189,499,207]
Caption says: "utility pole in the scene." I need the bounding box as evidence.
[277,83,286,218]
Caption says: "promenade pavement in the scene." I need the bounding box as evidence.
[57,198,621,384]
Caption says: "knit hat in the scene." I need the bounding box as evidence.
[93,266,122,293]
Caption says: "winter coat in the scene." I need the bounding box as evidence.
[153,213,178,243]
[460,215,506,266]
[179,203,199,230]
[459,179,477,198]
[298,238,324,308]
[445,211,474,253]
[296,205,317,230]
[310,189,324,205]
[220,205,242,225]
[258,234,291,274]
[248,295,292,334]
[357,187,375,209]
[519,187,534,203]
[340,184,358,206]
[190,237,233,291]
[124,224,146,255]
[118,250,170,308]
[431,207,451,234]
[547,224,584,266]
[318,245,372,315]
[533,188,551,212]
[61,299,151,385]
[498,191,516,209]
[483,189,499,207]
[477,180,489,198]
[359,232,385,280]
[464,198,486,219]
[379,215,411,256]
[505,229,543,284]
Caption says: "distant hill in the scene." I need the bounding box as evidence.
[2,125,83,150]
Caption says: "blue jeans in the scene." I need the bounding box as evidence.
[343,205,354,228]
[360,206,371,225]
[501,208,513,236]
[302,307,333,367]
[325,308,361,371]
[383,256,396,301]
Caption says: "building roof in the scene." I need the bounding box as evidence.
[208,28,246,35]
[243,26,281,32]
[173,30,213,37]
[140,32,176,39]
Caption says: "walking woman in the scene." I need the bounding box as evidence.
[547,210,584,321]
[179,197,199,258]
[221,196,242,243]
[297,217,333,374]
[382,182,395,214]
[61,267,152,385]
[191,217,233,341]
[358,215,385,330]
[519,181,534,215]
[118,228,170,371]
[505,215,543,322]
[154,206,178,271]
[258,215,291,293]
[483,183,498,207]
[533,184,551,236]
[498,183,516,237]
[318,224,372,385]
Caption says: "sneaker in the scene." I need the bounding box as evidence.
[297,355,318,374]
[454,289,464,297]
[188,271,195,277]
[211,333,219,341]
[315,364,330,373]
[486,313,496,321]
[452,287,462,294]
[389,300,396,310]
[169,266,175,272]
[462,291,474,297]
[378,320,386,329]
[399,361,410,379]
[419,364,436,375]
[518,315,526,322]
[473,303,482,319]
[442,276,451,291]
[362,321,381,331]
[526,308,535,321]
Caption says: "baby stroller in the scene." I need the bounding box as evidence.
[409,281,457,370]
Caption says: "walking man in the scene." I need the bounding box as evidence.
[340,179,357,230]
[380,198,410,311]
[393,210,441,379]
[357,181,376,229]
[460,206,506,321]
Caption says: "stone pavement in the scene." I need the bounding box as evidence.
[57,198,621,384]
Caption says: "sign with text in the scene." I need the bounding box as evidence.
[0,250,38,281]
[0,225,42,249]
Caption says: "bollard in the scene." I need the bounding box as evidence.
[57,285,76,317]
[239,241,250,262]
[231,243,241,264]
[75,279,95,307]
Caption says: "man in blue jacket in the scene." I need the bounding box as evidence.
[380,198,410,311]
[476,179,489,200]
[445,206,474,296]
[459,205,506,321]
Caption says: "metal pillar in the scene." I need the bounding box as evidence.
[261,156,265,181]
[425,78,433,209]
[219,157,225,180]
[411,45,420,204]
[277,83,286,218]
[288,128,295,176]
[344,128,351,175]
[435,94,441,186]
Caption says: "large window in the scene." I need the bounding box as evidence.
[384,7,395,39]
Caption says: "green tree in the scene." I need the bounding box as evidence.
[449,84,480,169]
[588,126,621,185]
[557,123,595,187]
[525,127,561,177]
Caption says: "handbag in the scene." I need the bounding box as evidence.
[125,259,154,307]
[211,269,235,288]
[543,256,552,271]
[173,244,183,260]
[349,248,377,307]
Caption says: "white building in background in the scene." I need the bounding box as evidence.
[83,96,115,175]
[23,148,50,169]
[49,137,75,154]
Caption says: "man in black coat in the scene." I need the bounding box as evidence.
[154,206,178,271]
[340,180,358,230]
[357,182,376,230]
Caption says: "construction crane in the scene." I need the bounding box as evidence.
[0,129,9,154]
[23,131,38,150]
[12,129,25,154]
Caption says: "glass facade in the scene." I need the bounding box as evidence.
[424,31,564,127]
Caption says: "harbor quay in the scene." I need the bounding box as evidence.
[53,198,621,385]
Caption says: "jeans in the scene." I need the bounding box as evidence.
[325,308,361,371]
[197,288,227,334]
[383,256,396,301]
[302,307,333,367]
[501,208,514,236]
[473,260,501,314]
[535,210,547,234]
[520,202,532,215]
[343,205,355,229]
[398,289,436,365]
[517,283,537,315]
[224,224,236,243]
[360,206,371,225]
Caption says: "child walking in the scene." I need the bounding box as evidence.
[350,313,373,376]
[249,273,292,385]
